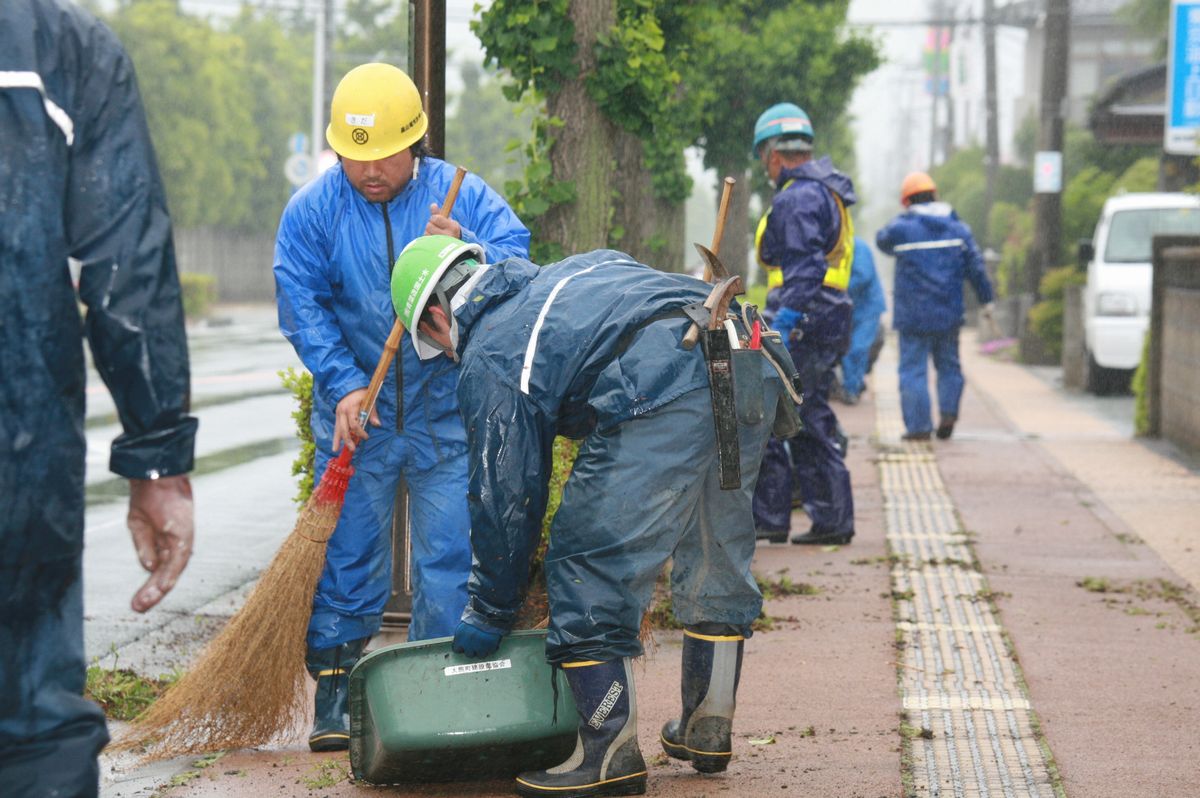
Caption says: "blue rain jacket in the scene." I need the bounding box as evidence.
[875,202,993,334]
[842,238,887,396]
[275,158,529,644]
[451,252,722,635]
[1,0,196,789]
[759,157,856,347]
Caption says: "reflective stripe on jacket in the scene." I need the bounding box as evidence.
[875,201,993,333]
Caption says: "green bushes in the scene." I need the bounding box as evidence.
[179,272,217,319]
[279,367,315,505]
[1132,331,1151,436]
[1027,266,1085,361]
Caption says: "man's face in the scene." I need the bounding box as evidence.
[342,148,415,203]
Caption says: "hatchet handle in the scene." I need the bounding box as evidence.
[704,177,736,281]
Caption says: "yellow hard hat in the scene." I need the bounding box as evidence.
[326,63,428,160]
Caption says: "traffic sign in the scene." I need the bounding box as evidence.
[1033,151,1062,194]
[284,153,312,187]
[1166,0,1200,154]
[288,132,308,155]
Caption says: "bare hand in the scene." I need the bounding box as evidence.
[425,205,462,238]
[334,387,380,454]
[127,475,194,613]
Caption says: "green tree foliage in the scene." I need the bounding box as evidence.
[930,146,1032,247]
[693,1,879,177]
[445,62,536,190]
[689,0,880,277]
[101,1,309,233]
[1119,0,1170,57]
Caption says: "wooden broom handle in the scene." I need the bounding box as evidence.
[357,166,468,429]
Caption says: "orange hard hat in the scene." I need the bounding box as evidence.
[900,171,937,205]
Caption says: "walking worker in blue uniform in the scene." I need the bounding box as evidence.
[389,236,794,797]
[1,1,198,794]
[876,171,994,441]
[749,102,856,546]
[838,237,887,404]
[273,63,529,751]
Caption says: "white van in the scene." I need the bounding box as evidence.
[1079,192,1200,394]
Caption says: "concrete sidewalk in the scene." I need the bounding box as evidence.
[100,331,1200,798]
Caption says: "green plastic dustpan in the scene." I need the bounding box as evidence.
[349,629,577,784]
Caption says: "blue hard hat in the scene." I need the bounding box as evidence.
[752,103,814,156]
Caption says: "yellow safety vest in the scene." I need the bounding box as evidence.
[755,179,854,292]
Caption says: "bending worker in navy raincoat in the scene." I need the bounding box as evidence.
[876,172,994,441]
[273,63,529,751]
[1,1,197,794]
[389,236,790,797]
[750,102,856,546]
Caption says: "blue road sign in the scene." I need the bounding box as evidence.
[1167,0,1200,154]
[288,132,308,155]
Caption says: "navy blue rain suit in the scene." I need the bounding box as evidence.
[875,202,993,436]
[751,158,856,538]
[274,159,529,647]
[1,2,196,795]
[451,252,783,663]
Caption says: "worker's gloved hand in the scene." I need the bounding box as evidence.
[771,307,806,346]
[981,302,996,321]
[452,620,503,659]
[127,475,195,613]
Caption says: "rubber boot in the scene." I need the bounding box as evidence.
[516,658,646,798]
[660,626,744,773]
[306,638,367,752]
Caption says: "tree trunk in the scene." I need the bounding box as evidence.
[712,159,752,281]
[541,0,616,255]
[610,128,685,271]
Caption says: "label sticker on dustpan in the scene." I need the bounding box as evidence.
[444,659,512,676]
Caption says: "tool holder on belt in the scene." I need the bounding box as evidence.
[681,267,804,491]
[682,177,803,491]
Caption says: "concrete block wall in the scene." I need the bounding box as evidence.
[1160,288,1200,452]
[174,227,277,303]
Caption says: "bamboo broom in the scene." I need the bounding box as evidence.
[114,166,468,759]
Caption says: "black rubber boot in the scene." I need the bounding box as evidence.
[660,626,744,773]
[306,638,367,752]
[516,658,646,798]
[755,526,790,544]
[790,525,854,545]
[936,414,957,440]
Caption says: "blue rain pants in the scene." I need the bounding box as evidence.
[752,334,854,536]
[545,381,781,664]
[309,428,471,648]
[0,558,108,798]
[898,329,964,436]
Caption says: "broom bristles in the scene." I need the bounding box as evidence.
[112,453,354,760]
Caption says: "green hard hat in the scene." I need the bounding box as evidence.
[391,234,485,359]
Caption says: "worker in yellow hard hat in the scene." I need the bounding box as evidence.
[876,171,994,441]
[273,62,530,752]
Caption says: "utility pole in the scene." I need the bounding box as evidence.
[310,0,326,173]
[928,1,943,167]
[1027,0,1070,298]
[410,0,446,157]
[981,0,999,246]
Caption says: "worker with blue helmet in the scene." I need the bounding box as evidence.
[750,102,857,546]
